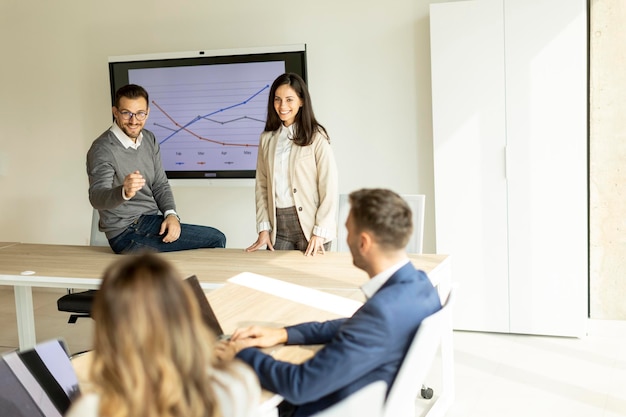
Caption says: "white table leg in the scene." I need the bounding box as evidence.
[14,285,36,350]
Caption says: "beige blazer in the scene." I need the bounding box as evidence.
[255,129,338,244]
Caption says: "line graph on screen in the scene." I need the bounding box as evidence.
[128,60,285,173]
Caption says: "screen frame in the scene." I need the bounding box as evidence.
[108,44,307,181]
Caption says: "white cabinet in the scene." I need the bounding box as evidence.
[430,0,587,337]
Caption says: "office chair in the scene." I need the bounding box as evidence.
[57,210,108,323]
[57,289,98,323]
[383,287,457,417]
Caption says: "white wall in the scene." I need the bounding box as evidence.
[0,0,447,250]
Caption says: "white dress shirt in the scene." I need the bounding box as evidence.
[273,124,295,209]
[361,258,411,300]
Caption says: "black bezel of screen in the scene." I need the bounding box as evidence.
[108,49,307,180]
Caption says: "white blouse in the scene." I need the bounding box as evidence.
[65,361,261,417]
[273,124,295,209]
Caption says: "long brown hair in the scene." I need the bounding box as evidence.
[264,73,329,146]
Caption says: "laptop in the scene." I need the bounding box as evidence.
[185,275,230,340]
[0,338,79,417]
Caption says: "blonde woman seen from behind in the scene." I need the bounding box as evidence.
[65,253,260,417]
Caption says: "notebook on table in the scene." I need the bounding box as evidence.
[0,338,79,417]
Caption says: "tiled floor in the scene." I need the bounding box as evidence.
[1,287,625,417]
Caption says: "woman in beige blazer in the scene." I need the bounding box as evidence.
[246,73,338,256]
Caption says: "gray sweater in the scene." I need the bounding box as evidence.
[87,128,176,239]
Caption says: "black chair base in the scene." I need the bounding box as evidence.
[67,313,91,324]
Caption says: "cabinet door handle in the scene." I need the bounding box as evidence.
[504,145,509,180]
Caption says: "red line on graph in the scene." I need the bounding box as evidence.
[151,100,259,148]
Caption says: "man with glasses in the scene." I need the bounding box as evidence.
[87,84,226,254]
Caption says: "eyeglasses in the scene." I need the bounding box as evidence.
[118,110,148,121]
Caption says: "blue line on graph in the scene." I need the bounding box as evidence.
[159,84,270,145]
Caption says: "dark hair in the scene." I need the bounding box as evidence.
[114,84,149,108]
[264,73,329,146]
[348,188,413,250]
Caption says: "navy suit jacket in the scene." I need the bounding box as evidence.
[236,262,442,417]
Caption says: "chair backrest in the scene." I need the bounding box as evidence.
[90,209,109,247]
[311,380,387,417]
[336,194,425,253]
[383,287,456,417]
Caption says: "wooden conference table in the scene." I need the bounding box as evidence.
[0,243,451,350]
[72,271,454,417]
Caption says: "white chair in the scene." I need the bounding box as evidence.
[336,194,425,254]
[383,287,457,417]
[311,380,387,417]
[89,209,109,247]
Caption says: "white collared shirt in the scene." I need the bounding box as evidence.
[361,258,411,300]
[274,124,295,208]
[110,121,143,150]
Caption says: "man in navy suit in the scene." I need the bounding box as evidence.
[217,188,441,417]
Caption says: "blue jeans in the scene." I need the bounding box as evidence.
[108,214,226,254]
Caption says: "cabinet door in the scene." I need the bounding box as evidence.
[505,0,588,337]
[430,0,510,333]
[431,0,588,337]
